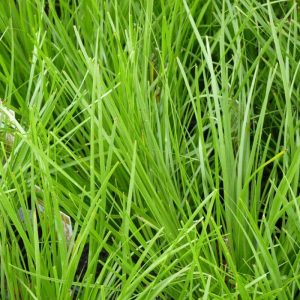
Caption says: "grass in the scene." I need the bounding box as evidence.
[0,0,299,299]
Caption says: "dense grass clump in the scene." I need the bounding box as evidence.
[0,0,299,299]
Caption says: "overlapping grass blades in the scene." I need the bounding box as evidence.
[0,0,299,298]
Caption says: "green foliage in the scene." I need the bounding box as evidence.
[0,0,299,299]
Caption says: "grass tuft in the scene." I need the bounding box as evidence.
[0,0,299,299]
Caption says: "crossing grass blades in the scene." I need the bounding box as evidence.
[0,0,300,299]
